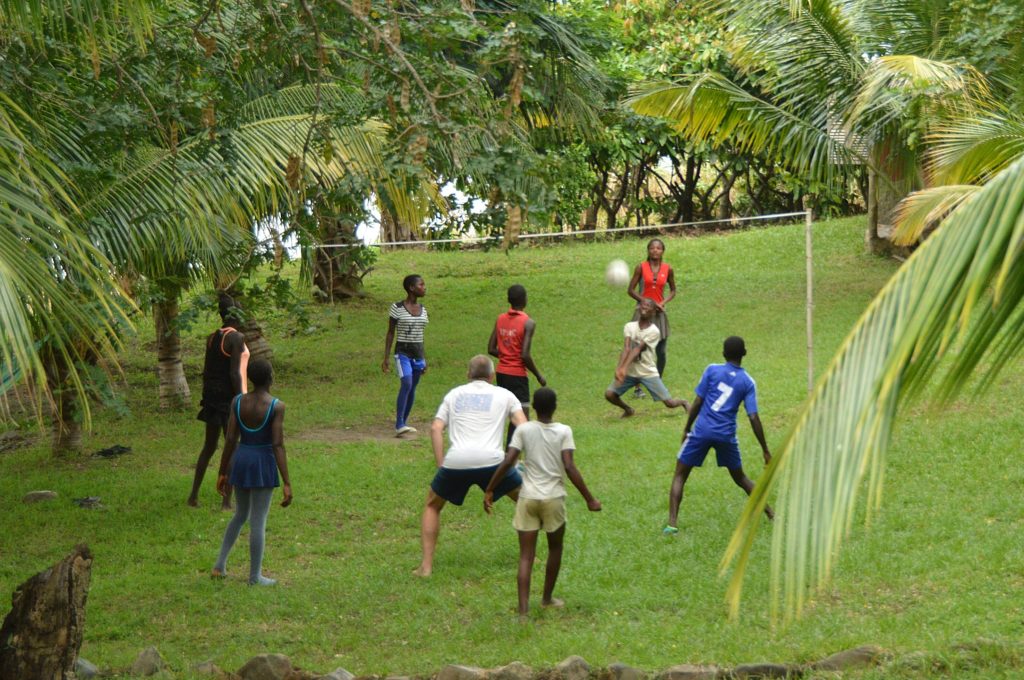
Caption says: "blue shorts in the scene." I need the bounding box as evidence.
[608,375,672,402]
[394,354,426,378]
[430,465,523,506]
[677,433,742,469]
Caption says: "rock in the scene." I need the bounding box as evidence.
[131,646,166,676]
[436,665,487,680]
[195,660,241,679]
[654,665,721,680]
[491,661,534,680]
[75,657,100,679]
[237,654,293,680]
[808,646,887,672]
[604,663,646,680]
[22,490,58,503]
[319,670,355,680]
[728,663,801,678]
[557,657,590,680]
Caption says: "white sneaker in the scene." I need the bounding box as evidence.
[396,425,416,436]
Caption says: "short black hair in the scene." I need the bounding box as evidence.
[402,274,423,293]
[218,293,243,323]
[248,358,273,388]
[532,387,557,417]
[507,284,527,307]
[647,238,665,250]
[723,336,747,361]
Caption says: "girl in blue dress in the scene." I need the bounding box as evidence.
[212,359,292,585]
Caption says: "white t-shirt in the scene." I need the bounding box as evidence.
[623,321,660,378]
[434,380,522,469]
[510,420,575,500]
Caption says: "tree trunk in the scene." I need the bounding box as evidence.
[154,293,190,409]
[312,216,370,302]
[0,545,92,680]
[46,357,82,457]
[240,319,273,363]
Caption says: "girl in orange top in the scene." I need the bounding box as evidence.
[628,238,676,379]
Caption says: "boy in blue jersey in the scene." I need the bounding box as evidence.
[664,336,774,534]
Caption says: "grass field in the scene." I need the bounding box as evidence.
[1,217,1022,678]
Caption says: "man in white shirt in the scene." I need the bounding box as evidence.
[605,297,689,416]
[414,355,526,577]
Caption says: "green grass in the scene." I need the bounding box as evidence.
[2,217,1022,678]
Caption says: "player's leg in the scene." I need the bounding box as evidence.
[605,378,636,417]
[516,529,538,619]
[541,523,565,608]
[213,486,253,576]
[246,488,276,585]
[400,358,426,431]
[188,419,223,506]
[727,466,775,520]
[394,355,415,433]
[667,461,694,531]
[656,338,667,377]
[415,489,448,577]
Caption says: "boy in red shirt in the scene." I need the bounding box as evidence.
[488,284,546,443]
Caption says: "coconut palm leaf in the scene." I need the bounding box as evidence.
[721,154,1024,623]
[891,184,979,244]
[629,74,864,184]
[0,0,155,48]
[929,111,1024,185]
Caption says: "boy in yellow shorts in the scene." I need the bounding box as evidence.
[484,388,601,621]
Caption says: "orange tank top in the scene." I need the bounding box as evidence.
[641,261,671,304]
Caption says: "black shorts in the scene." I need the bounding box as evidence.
[430,465,523,506]
[197,400,231,429]
[496,373,530,406]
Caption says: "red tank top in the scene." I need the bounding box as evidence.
[640,261,671,304]
[495,309,529,377]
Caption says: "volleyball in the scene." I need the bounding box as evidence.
[605,259,631,287]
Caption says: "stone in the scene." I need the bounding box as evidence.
[436,665,487,680]
[319,670,355,680]
[808,646,887,672]
[131,646,166,676]
[237,654,293,680]
[195,660,241,679]
[557,657,590,680]
[22,490,58,503]
[654,665,721,680]
[728,663,801,678]
[75,657,100,679]
[491,661,534,680]
[604,663,646,680]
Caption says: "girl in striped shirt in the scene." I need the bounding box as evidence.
[382,274,429,435]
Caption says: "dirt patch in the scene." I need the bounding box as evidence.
[293,423,422,444]
[0,430,38,454]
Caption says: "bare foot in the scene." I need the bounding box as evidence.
[620,407,635,419]
[187,497,198,507]
[413,565,432,578]
[210,568,226,579]
[220,503,233,512]
[541,597,565,608]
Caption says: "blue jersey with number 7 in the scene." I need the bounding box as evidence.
[691,363,758,440]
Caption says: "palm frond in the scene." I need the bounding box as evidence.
[891,184,979,244]
[929,111,1024,185]
[721,153,1024,623]
[629,74,864,185]
[0,0,155,48]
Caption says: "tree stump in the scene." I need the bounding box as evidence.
[0,544,92,680]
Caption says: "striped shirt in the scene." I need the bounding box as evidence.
[390,301,428,359]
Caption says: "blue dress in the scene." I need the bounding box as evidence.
[228,397,280,489]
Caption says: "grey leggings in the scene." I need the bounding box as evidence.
[214,487,274,583]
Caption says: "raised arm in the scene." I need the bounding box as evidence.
[615,339,644,382]
[748,412,771,465]
[562,449,601,511]
[519,319,546,386]
[270,401,292,506]
[381,316,397,372]
[483,447,522,514]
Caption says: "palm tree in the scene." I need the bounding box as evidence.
[628,0,999,252]
[627,0,1024,621]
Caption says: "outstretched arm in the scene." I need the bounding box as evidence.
[520,319,546,386]
[270,401,292,506]
[563,449,601,511]
[615,339,644,383]
[682,395,703,442]
[483,447,522,514]
[749,413,771,464]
